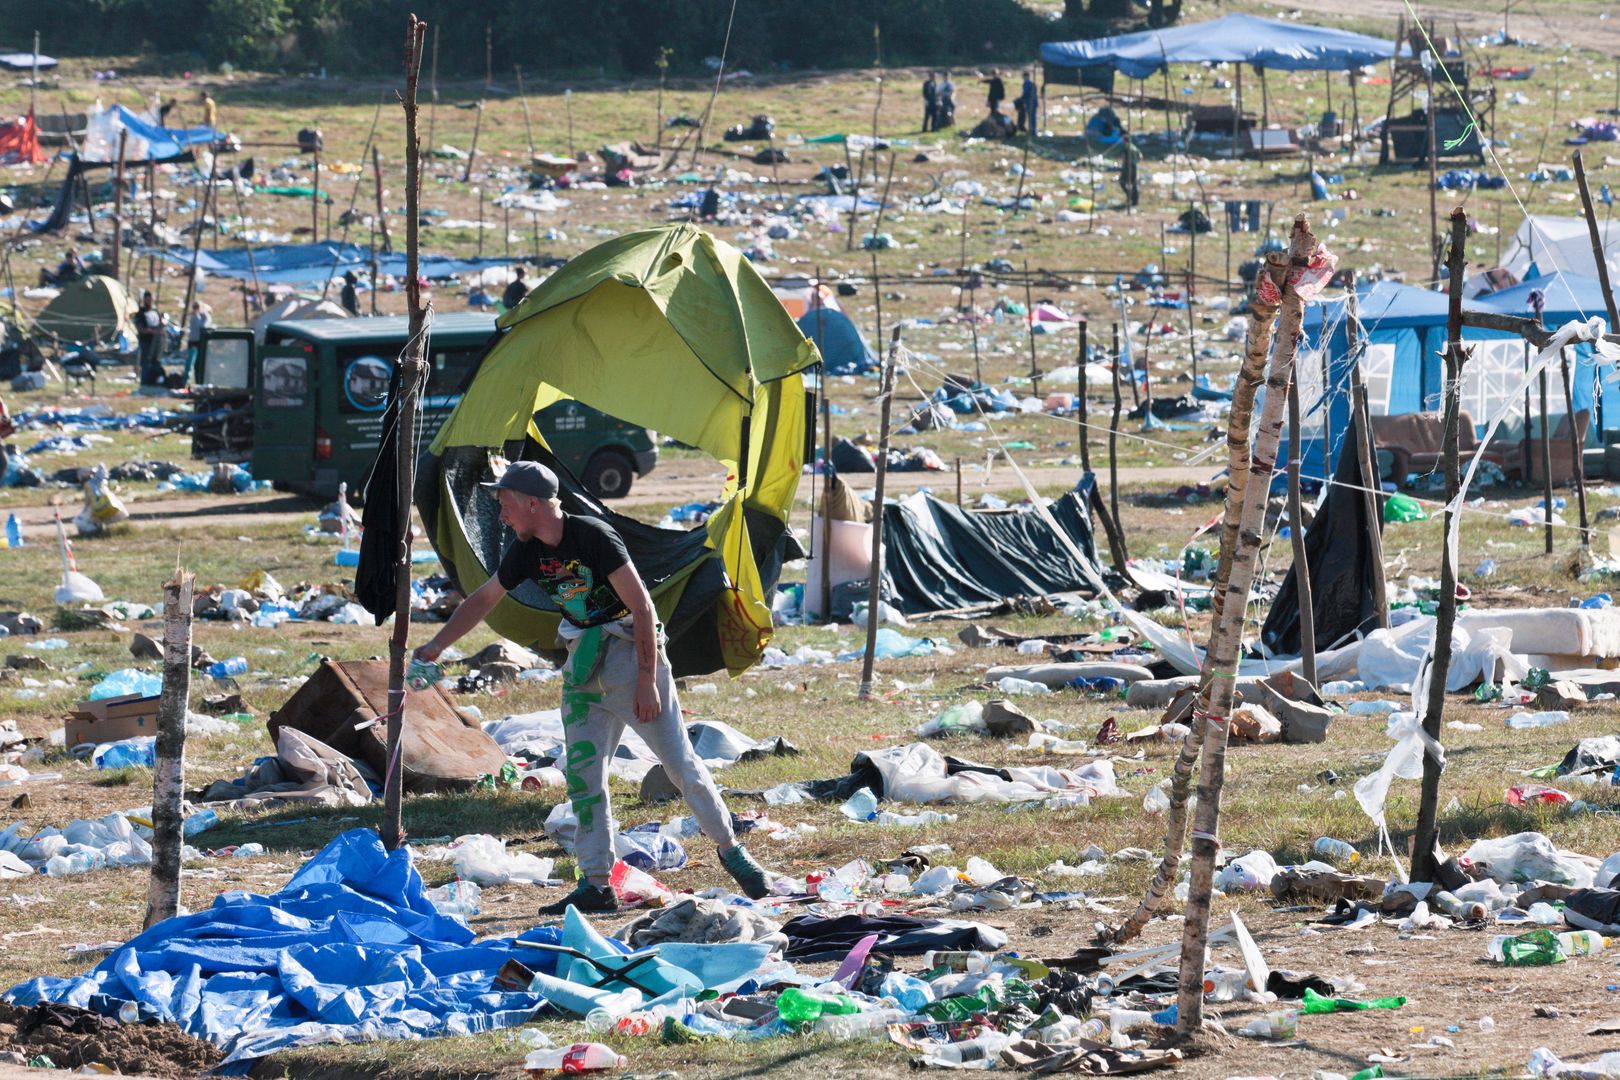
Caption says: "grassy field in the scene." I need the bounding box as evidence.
[5,0,1620,1076]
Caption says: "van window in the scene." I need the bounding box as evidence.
[203,336,252,390]
[428,347,482,399]
[262,354,309,407]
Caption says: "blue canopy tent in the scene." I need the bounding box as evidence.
[1040,14,1394,143]
[1289,276,1615,481]
[796,307,876,375]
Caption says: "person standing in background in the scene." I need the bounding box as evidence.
[921,72,938,133]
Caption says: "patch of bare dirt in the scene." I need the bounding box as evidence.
[0,1002,222,1078]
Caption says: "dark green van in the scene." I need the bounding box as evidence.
[206,314,656,499]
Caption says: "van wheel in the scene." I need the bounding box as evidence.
[583,450,634,500]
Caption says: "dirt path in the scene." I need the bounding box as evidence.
[3,464,1218,533]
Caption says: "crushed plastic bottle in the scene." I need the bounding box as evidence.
[1505,711,1570,729]
[1486,928,1566,966]
[426,879,482,918]
[1320,680,1367,696]
[996,676,1051,696]
[182,808,218,837]
[523,1043,627,1074]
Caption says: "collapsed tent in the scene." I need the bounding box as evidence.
[0,107,45,165]
[1042,13,1393,88]
[796,306,876,375]
[1259,415,1385,657]
[418,224,819,676]
[879,490,1108,615]
[155,242,520,287]
[1502,214,1620,284]
[32,274,136,345]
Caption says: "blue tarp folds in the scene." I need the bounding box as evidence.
[109,105,217,161]
[154,242,520,285]
[3,830,554,1072]
[1041,13,1393,79]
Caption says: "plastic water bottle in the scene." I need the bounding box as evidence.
[1431,890,1488,922]
[1203,968,1249,1001]
[840,787,879,821]
[1320,680,1366,696]
[1505,711,1570,729]
[44,850,106,876]
[182,808,218,837]
[523,1043,627,1073]
[1313,837,1360,865]
[923,950,989,973]
[921,1032,1013,1064]
[4,514,20,548]
[1346,700,1400,716]
[814,1007,910,1038]
[1078,1017,1108,1041]
[206,656,249,678]
[1109,1008,1156,1036]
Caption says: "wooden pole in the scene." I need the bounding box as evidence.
[814,264,833,625]
[1112,229,1293,947]
[372,146,393,254]
[476,187,484,258]
[385,13,430,853]
[426,24,438,163]
[844,143,864,252]
[515,66,535,157]
[175,154,216,362]
[1110,322,1123,545]
[1561,350,1590,547]
[144,568,194,929]
[463,100,483,183]
[1023,260,1040,396]
[1286,376,1318,687]
[1078,320,1091,473]
[1347,293,1389,630]
[1176,217,1316,1033]
[312,146,321,240]
[1574,150,1620,330]
[1541,365,1554,554]
[1410,208,1468,884]
[1426,65,1440,284]
[111,130,127,283]
[858,326,903,701]
[565,90,575,160]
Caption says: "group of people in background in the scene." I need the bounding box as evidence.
[923,69,1039,136]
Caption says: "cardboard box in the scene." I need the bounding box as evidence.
[65,693,161,748]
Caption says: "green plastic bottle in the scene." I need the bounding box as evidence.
[775,988,860,1024]
[1300,987,1407,1014]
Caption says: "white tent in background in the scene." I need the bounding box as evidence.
[251,294,350,344]
[1501,214,1620,283]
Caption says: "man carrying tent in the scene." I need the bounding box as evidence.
[413,461,773,914]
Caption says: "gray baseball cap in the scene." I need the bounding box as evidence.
[481,460,559,500]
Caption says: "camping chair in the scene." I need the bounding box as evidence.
[510,938,666,998]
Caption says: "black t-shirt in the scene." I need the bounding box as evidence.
[502,280,529,311]
[496,515,632,628]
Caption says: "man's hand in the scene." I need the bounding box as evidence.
[633,669,661,723]
[413,639,444,665]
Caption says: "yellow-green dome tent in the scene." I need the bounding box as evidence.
[33,274,136,345]
[417,224,820,676]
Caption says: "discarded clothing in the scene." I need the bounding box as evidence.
[781,913,1008,962]
[613,896,788,953]
[197,728,377,810]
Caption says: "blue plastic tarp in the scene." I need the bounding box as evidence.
[1474,271,1613,325]
[3,829,555,1071]
[152,242,520,285]
[1041,13,1393,79]
[109,105,217,161]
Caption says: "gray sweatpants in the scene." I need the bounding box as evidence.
[560,622,737,881]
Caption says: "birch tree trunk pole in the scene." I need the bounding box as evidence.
[1410,208,1469,883]
[144,568,194,929]
[1110,240,1291,945]
[383,13,429,853]
[1177,216,1321,1034]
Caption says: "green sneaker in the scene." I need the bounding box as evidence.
[538,881,618,917]
[719,843,771,900]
